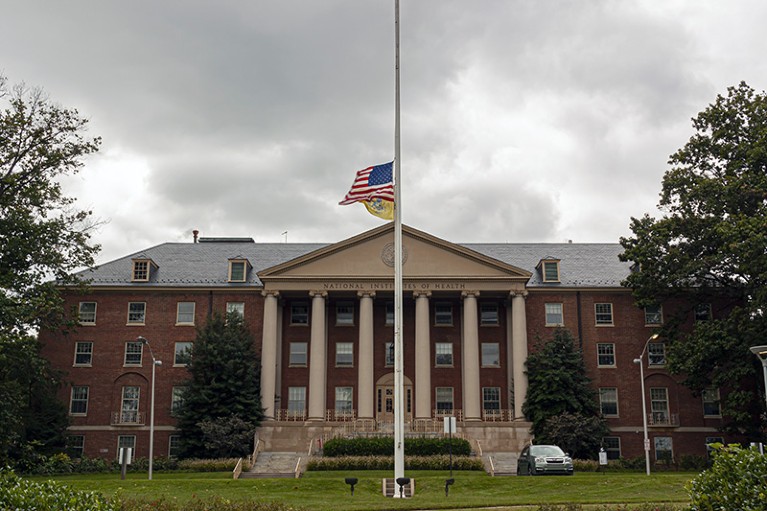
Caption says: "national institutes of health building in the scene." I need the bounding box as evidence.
[40,223,733,463]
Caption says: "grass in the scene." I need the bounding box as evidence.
[30,470,694,511]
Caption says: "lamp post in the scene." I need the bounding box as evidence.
[749,346,767,413]
[137,336,161,480]
[633,333,659,476]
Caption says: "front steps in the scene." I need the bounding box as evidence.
[240,451,302,479]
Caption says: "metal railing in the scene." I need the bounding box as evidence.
[111,411,145,425]
[648,412,679,427]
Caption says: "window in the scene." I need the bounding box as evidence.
[168,435,181,458]
[226,302,244,318]
[597,343,615,367]
[385,342,394,367]
[434,303,453,326]
[644,305,663,325]
[650,387,669,423]
[117,436,136,460]
[290,303,309,325]
[78,302,97,324]
[540,260,560,282]
[336,302,354,326]
[603,437,621,460]
[124,341,143,366]
[703,388,721,417]
[435,342,453,366]
[435,387,454,413]
[595,303,613,325]
[695,303,712,322]
[545,303,563,326]
[335,387,353,414]
[480,303,499,325]
[127,302,146,324]
[599,388,619,417]
[66,435,85,459]
[706,436,724,459]
[171,387,185,416]
[482,387,501,411]
[228,260,248,282]
[74,342,93,366]
[132,260,150,281]
[648,342,666,366]
[481,343,500,367]
[289,342,308,366]
[335,342,354,367]
[654,436,673,462]
[121,386,140,424]
[385,302,394,325]
[288,387,306,415]
[176,302,195,325]
[70,386,89,415]
[174,342,193,366]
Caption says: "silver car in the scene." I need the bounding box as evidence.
[517,444,574,476]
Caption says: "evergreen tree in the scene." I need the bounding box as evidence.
[176,312,264,458]
[522,329,607,459]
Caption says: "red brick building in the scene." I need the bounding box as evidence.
[39,223,735,462]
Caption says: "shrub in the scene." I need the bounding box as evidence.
[306,454,483,471]
[679,454,708,471]
[535,505,684,511]
[687,444,767,510]
[322,436,471,457]
[177,458,240,472]
[0,467,115,510]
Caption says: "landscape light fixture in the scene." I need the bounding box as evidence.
[137,336,161,480]
[749,346,767,412]
[633,333,659,476]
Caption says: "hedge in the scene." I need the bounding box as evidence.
[322,437,471,457]
[307,454,484,471]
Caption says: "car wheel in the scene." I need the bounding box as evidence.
[528,465,535,476]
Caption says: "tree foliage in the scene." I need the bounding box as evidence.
[522,328,607,458]
[176,313,264,458]
[0,75,101,465]
[620,82,767,437]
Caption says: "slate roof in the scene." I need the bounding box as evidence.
[76,238,631,289]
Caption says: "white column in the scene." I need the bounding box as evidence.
[414,291,432,419]
[260,291,279,420]
[308,291,327,421]
[357,291,375,419]
[462,291,481,421]
[511,291,529,419]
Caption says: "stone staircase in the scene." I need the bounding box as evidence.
[240,451,303,479]
[485,452,519,476]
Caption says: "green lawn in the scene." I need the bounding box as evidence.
[32,470,694,511]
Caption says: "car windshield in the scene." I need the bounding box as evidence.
[530,445,565,457]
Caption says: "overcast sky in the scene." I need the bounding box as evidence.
[2,0,766,264]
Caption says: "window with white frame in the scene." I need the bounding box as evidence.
[174,342,193,366]
[66,435,85,459]
[650,387,670,423]
[168,435,181,458]
[541,260,560,282]
[385,342,394,367]
[69,386,89,415]
[287,387,306,415]
[654,436,673,462]
[336,302,354,326]
[171,386,185,416]
[481,343,500,367]
[644,305,663,325]
[289,342,308,366]
[228,260,248,282]
[385,302,394,325]
[545,303,563,326]
[132,260,150,282]
[597,343,615,367]
[176,302,195,325]
[648,342,666,366]
[703,388,721,417]
[336,342,354,367]
[482,387,501,411]
[78,302,97,324]
[595,303,613,325]
[226,302,244,318]
[694,303,712,322]
[480,303,499,325]
[599,387,619,416]
[74,342,93,366]
[124,341,143,366]
[335,387,353,414]
[290,303,309,325]
[435,342,453,366]
[127,302,146,324]
[603,437,621,460]
[120,386,140,423]
[435,387,454,412]
[434,303,453,326]
[117,435,136,460]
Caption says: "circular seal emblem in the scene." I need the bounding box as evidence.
[381,242,408,267]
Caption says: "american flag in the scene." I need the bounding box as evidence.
[339,161,395,205]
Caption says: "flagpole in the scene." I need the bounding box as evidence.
[392,0,406,494]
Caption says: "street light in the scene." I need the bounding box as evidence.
[634,333,659,476]
[749,346,767,413]
[137,336,161,480]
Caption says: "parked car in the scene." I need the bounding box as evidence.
[516,444,574,475]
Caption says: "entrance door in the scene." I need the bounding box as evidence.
[376,385,412,421]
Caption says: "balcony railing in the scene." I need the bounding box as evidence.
[648,412,679,427]
[274,409,306,421]
[111,411,145,426]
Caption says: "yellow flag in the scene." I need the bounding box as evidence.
[364,198,394,220]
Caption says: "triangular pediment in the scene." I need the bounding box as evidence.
[258,224,531,291]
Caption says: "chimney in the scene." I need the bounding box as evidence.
[193,230,199,243]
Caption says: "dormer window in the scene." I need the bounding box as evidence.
[538,258,561,283]
[131,258,157,282]
[228,258,251,283]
